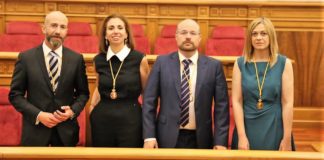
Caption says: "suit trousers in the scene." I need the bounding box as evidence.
[48,127,64,146]
[175,129,197,148]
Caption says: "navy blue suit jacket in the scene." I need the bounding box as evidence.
[143,52,229,148]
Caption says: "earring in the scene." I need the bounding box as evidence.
[105,39,109,46]
[124,38,128,44]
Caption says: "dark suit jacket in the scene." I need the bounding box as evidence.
[9,44,89,146]
[143,52,229,148]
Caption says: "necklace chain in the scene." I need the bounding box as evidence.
[253,59,270,99]
[109,59,124,89]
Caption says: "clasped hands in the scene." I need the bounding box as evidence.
[38,106,74,128]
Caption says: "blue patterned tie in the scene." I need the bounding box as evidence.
[48,51,59,92]
[180,59,192,127]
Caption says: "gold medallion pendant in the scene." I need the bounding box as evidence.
[257,99,263,110]
[110,89,117,99]
[108,59,124,100]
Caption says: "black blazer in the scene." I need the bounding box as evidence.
[9,44,89,146]
[143,52,229,148]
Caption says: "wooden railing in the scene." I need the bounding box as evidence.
[0,147,323,160]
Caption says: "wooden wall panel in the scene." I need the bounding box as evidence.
[0,16,4,35]
[0,61,13,75]
[277,31,324,106]
[161,5,197,17]
[5,15,44,23]
[220,7,243,17]
[198,6,209,17]
[109,4,147,16]
[0,58,15,86]
[58,3,97,14]
[44,2,57,12]
[5,1,44,13]
[265,7,322,19]
[274,21,323,31]
[0,0,3,35]
[0,0,4,12]
[210,7,248,18]
[314,49,324,106]
[248,8,261,18]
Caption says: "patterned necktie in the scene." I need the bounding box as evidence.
[180,59,192,127]
[48,51,59,92]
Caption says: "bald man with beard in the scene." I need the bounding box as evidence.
[9,11,89,146]
[143,19,229,149]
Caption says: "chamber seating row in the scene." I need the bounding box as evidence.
[0,21,44,52]
[0,21,98,54]
[153,25,244,56]
[0,21,244,56]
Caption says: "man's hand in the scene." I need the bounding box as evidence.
[38,112,61,128]
[144,140,158,149]
[53,106,75,122]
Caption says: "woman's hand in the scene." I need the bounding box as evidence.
[279,137,292,151]
[238,136,250,150]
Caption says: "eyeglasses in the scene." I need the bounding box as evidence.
[252,31,268,38]
[177,30,200,36]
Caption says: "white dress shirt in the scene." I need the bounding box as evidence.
[43,42,63,78]
[178,51,198,130]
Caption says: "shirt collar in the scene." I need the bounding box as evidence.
[178,50,199,65]
[106,45,130,61]
[42,41,63,58]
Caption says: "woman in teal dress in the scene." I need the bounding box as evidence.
[231,17,295,150]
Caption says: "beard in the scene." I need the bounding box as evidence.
[46,35,63,49]
[179,41,197,52]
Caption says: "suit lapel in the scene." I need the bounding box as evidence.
[195,55,208,101]
[35,45,52,91]
[170,52,181,98]
[57,47,69,91]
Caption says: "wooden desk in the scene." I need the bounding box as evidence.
[312,142,324,152]
[0,147,324,160]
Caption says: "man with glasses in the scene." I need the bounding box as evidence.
[9,11,89,146]
[143,19,229,149]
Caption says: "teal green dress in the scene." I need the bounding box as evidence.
[231,54,295,150]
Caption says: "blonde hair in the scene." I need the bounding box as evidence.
[243,17,278,67]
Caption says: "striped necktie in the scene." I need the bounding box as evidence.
[48,51,59,92]
[180,59,192,127]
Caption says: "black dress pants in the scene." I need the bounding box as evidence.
[175,129,197,148]
[48,127,64,146]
